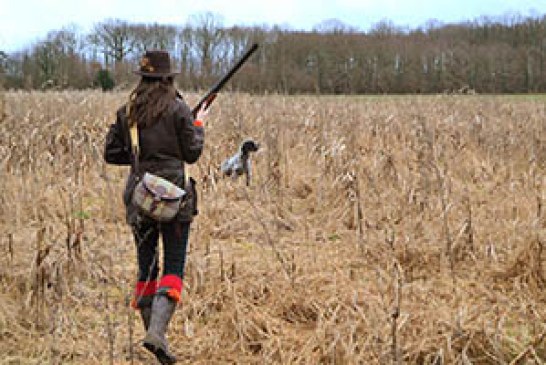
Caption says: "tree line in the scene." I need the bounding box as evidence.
[1,12,546,94]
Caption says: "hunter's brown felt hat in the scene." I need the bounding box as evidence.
[134,50,179,77]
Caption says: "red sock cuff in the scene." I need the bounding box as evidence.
[158,274,182,292]
[158,274,183,302]
[134,280,157,297]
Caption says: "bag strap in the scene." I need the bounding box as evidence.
[127,94,140,176]
[174,92,191,185]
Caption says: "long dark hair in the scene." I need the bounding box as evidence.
[128,76,177,128]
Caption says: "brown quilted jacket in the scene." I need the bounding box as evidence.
[103,95,204,223]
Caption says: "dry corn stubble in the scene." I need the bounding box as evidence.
[0,91,545,364]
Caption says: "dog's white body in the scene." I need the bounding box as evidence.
[221,139,259,186]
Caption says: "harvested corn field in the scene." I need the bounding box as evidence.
[0,91,545,364]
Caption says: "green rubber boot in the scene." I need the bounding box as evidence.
[136,295,153,330]
[143,295,177,364]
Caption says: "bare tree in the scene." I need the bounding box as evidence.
[0,51,7,73]
[178,25,195,89]
[313,18,358,34]
[131,23,178,56]
[187,12,225,84]
[0,51,8,88]
[89,19,136,66]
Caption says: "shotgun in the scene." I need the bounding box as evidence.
[191,43,259,117]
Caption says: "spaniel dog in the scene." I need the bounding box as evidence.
[220,139,260,186]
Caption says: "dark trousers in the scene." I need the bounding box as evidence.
[133,218,191,282]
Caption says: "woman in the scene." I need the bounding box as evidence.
[104,50,207,364]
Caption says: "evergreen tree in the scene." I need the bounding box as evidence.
[95,69,115,91]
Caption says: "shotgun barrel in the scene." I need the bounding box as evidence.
[191,43,259,117]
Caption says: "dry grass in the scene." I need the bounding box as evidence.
[0,91,545,364]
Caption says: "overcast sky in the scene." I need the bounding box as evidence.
[0,0,544,52]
